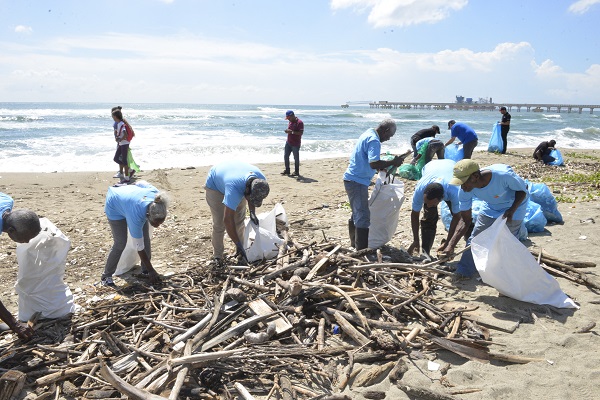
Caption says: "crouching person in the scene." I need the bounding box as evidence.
[442,160,528,278]
[0,192,41,340]
[101,183,168,286]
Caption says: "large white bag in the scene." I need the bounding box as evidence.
[244,203,286,263]
[15,218,76,321]
[115,226,154,276]
[472,217,577,309]
[368,172,405,248]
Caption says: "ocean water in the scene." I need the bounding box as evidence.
[1,102,599,172]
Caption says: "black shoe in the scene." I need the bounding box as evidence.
[281,170,290,176]
[290,172,299,177]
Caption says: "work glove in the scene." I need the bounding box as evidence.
[249,210,259,226]
[235,242,249,265]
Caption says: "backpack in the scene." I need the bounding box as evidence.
[119,123,135,142]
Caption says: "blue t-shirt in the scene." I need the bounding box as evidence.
[458,164,529,220]
[450,122,478,144]
[343,128,382,186]
[0,192,14,235]
[205,161,266,210]
[412,160,460,213]
[105,184,158,240]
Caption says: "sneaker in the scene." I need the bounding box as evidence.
[290,172,299,177]
[101,277,116,287]
[113,172,124,178]
[281,170,290,176]
[140,269,149,276]
[129,170,136,179]
[120,177,131,184]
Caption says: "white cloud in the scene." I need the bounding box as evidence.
[568,0,600,14]
[14,25,33,34]
[330,0,468,27]
[0,33,597,104]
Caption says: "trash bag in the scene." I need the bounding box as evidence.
[244,203,286,263]
[472,217,577,308]
[368,172,405,248]
[15,218,76,321]
[127,148,141,173]
[488,123,503,152]
[528,182,563,223]
[524,200,547,233]
[115,229,153,276]
[392,143,429,181]
[548,149,564,166]
[445,143,464,162]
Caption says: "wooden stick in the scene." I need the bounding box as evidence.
[99,358,167,400]
[233,382,256,400]
[333,312,370,346]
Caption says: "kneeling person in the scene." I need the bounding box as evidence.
[533,140,557,164]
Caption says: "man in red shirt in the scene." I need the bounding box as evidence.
[282,110,304,177]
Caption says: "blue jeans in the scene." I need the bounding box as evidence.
[456,214,523,277]
[344,180,370,229]
[284,142,300,174]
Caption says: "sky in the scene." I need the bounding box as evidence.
[1,0,599,105]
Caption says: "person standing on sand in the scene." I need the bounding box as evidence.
[441,160,528,279]
[410,125,440,157]
[281,110,304,177]
[112,108,132,183]
[205,161,270,267]
[343,119,407,250]
[0,192,41,340]
[111,106,139,182]
[445,120,479,159]
[499,106,511,154]
[101,182,168,286]
[408,160,461,258]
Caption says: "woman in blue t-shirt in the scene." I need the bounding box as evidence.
[101,182,168,286]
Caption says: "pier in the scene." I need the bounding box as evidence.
[361,101,599,114]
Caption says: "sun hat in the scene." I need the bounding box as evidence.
[449,159,480,185]
[248,179,270,207]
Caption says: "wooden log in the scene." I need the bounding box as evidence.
[530,249,596,268]
[0,370,26,400]
[353,361,395,387]
[168,341,191,400]
[333,312,370,346]
[200,312,280,351]
[262,250,310,282]
[169,349,245,367]
[306,245,341,280]
[488,352,545,364]
[233,382,256,400]
[35,365,94,387]
[99,358,167,400]
[317,318,326,351]
[397,384,460,400]
[171,312,212,349]
[248,298,292,335]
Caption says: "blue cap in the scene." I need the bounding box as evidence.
[285,110,294,118]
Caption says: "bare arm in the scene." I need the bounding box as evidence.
[445,136,456,147]
[502,190,527,222]
[0,301,33,340]
[442,210,472,255]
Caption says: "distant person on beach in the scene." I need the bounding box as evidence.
[0,192,41,340]
[205,161,270,266]
[499,106,511,154]
[442,160,528,278]
[533,140,557,164]
[111,107,139,183]
[445,120,479,159]
[410,125,440,157]
[101,182,168,287]
[282,110,304,177]
[408,160,461,258]
[343,119,407,250]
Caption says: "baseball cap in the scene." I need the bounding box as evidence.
[248,179,270,207]
[432,125,440,134]
[285,110,294,119]
[449,159,480,185]
[447,120,456,129]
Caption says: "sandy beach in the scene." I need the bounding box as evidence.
[1,148,599,399]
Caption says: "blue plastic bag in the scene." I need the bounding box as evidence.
[524,200,547,233]
[528,182,563,223]
[548,149,564,166]
[488,123,503,153]
[445,144,464,162]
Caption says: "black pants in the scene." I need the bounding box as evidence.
[114,144,129,166]
[500,128,509,154]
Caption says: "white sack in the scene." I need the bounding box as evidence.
[115,227,153,276]
[472,217,577,309]
[244,203,286,263]
[15,218,76,321]
[368,172,405,248]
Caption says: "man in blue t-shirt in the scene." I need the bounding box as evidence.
[205,160,270,265]
[445,120,479,159]
[0,192,41,341]
[343,119,406,250]
[442,160,529,277]
[408,160,460,258]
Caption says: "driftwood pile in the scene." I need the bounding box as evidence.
[0,232,597,399]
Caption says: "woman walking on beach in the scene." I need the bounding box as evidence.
[100,182,168,286]
[111,106,140,182]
